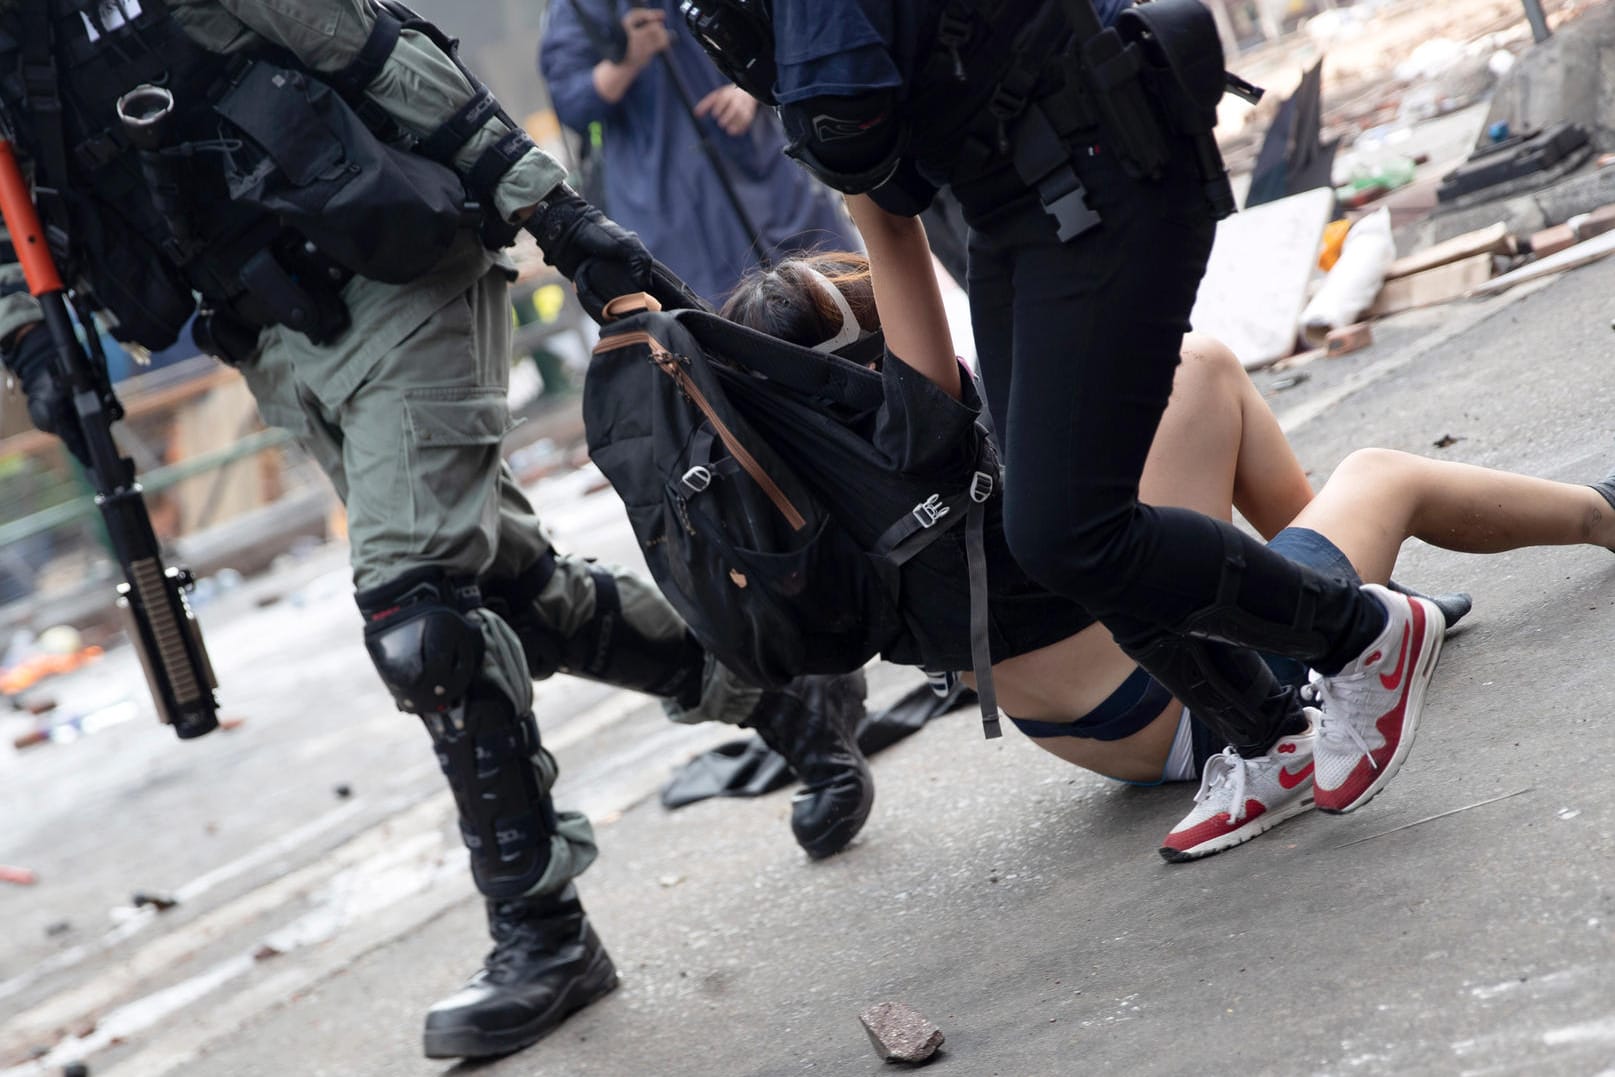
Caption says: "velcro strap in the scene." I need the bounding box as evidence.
[467,129,535,199]
[330,8,402,96]
[418,87,500,163]
[493,812,540,862]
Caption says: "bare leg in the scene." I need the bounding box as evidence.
[1139,334,1313,527]
[1290,447,1615,585]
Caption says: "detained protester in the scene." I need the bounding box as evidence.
[687,0,1451,841]
[0,0,872,1059]
[721,213,1615,859]
[540,0,858,305]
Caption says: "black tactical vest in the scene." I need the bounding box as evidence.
[0,0,473,351]
[0,0,275,346]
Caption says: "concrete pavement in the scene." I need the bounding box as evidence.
[10,254,1615,1077]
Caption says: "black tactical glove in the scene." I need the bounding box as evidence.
[526,185,654,322]
[4,323,88,466]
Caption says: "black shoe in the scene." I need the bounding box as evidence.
[747,672,874,859]
[422,885,619,1059]
[1387,580,1473,630]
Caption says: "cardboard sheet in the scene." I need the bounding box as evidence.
[1190,187,1336,370]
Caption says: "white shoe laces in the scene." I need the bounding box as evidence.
[1195,747,1253,823]
[1313,670,1380,770]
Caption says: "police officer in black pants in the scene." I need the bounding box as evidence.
[685,0,1449,859]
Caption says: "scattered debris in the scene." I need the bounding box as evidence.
[1271,347,1327,373]
[1326,323,1374,357]
[253,943,284,961]
[45,920,72,937]
[12,728,50,751]
[1476,229,1615,297]
[1557,808,1582,821]
[859,1001,945,1064]
[218,716,248,732]
[1385,222,1514,281]
[0,864,39,886]
[657,874,685,888]
[131,891,179,911]
[1371,254,1495,317]
[0,643,105,695]
[1433,434,1465,449]
[61,1062,89,1077]
[1193,187,1336,371]
[332,783,353,800]
[1334,787,1534,849]
[1302,208,1394,346]
[1270,372,1311,392]
[1529,221,1578,260]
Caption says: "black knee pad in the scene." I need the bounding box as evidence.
[357,569,485,716]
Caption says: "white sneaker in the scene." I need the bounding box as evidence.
[1159,710,1318,863]
[1313,583,1444,814]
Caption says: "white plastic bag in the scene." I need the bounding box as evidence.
[1300,206,1394,345]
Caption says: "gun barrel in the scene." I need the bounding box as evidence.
[0,138,220,739]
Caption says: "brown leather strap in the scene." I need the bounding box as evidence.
[601,292,663,320]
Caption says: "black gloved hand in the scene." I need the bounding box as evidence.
[5,324,89,466]
[526,185,654,322]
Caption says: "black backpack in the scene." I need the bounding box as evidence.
[586,298,1019,736]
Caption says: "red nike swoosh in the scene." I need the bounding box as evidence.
[1379,622,1411,691]
[1278,762,1314,790]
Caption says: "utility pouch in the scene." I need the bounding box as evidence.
[214,61,470,284]
[239,247,350,345]
[1072,29,1171,180]
[1114,0,1236,218]
[1115,0,1226,134]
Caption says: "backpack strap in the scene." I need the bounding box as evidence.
[963,444,1001,738]
[871,422,1004,739]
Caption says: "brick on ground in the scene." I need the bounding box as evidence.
[1530,223,1579,259]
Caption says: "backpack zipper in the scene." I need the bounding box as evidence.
[595,330,808,532]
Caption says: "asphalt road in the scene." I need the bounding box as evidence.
[8,252,1615,1077]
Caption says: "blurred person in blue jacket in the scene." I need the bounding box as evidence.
[540,0,859,305]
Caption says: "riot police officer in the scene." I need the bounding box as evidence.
[0,0,871,1059]
[686,0,1446,857]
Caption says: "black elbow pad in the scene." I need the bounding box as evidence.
[868,159,939,218]
[779,91,905,195]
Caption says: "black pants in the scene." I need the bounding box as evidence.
[958,139,1386,754]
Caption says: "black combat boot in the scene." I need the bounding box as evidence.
[422,885,619,1059]
[746,671,874,859]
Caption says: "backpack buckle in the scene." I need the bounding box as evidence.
[969,470,994,503]
[682,465,712,493]
[912,494,951,528]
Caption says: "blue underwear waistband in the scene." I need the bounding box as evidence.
[1007,666,1174,741]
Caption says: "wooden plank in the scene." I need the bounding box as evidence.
[1369,253,1494,316]
[1190,186,1336,371]
[1471,228,1615,296]
[1385,222,1512,280]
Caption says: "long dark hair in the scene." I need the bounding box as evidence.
[719,251,879,349]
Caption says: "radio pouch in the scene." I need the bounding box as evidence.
[214,61,470,284]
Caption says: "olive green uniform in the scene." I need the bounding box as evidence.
[0,0,767,900]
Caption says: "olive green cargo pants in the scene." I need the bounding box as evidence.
[239,268,763,896]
